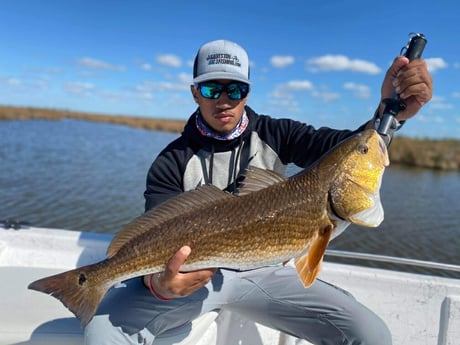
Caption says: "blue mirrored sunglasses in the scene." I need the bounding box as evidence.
[198,82,250,100]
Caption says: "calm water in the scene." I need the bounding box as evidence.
[1,119,459,277]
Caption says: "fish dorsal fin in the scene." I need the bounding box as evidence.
[294,224,333,287]
[235,166,286,196]
[106,184,233,257]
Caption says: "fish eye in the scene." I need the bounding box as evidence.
[357,144,369,154]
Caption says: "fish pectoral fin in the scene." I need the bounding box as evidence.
[294,224,333,287]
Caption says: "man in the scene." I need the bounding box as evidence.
[85,39,432,344]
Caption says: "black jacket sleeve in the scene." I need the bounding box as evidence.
[143,138,190,212]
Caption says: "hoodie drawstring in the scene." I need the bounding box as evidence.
[209,143,215,185]
[207,136,244,193]
[233,136,244,193]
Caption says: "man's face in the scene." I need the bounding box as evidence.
[191,79,249,134]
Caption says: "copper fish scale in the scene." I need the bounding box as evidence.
[100,171,331,280]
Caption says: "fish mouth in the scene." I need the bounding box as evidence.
[328,188,384,235]
[329,186,384,227]
[349,191,384,227]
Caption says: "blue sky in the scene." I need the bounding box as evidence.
[1,0,459,139]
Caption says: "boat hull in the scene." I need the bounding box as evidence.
[1,226,460,345]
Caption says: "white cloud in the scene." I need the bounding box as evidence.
[134,81,155,93]
[312,90,341,102]
[64,82,95,95]
[133,77,190,95]
[306,55,381,75]
[0,76,48,91]
[430,95,445,102]
[270,55,295,68]
[269,87,294,100]
[156,54,182,67]
[425,96,454,112]
[266,96,300,114]
[285,80,314,90]
[270,79,339,105]
[26,67,63,75]
[0,77,22,86]
[433,116,445,123]
[428,102,454,110]
[186,59,195,68]
[270,80,314,100]
[77,57,126,72]
[343,82,371,99]
[425,57,448,73]
[140,63,152,71]
[99,90,130,101]
[156,81,188,92]
[132,91,154,101]
[178,72,193,84]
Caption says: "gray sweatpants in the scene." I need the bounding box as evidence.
[84,266,392,345]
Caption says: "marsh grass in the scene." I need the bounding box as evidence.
[0,105,185,133]
[390,136,459,170]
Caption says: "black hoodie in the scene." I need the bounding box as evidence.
[144,106,364,211]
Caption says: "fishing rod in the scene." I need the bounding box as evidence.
[376,33,427,145]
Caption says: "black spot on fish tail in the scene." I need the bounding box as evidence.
[28,266,109,327]
[78,273,87,285]
[320,224,333,236]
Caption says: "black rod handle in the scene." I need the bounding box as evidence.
[376,33,427,144]
[402,33,427,61]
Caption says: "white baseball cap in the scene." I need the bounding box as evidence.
[193,40,250,84]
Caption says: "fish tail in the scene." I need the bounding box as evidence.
[28,266,108,326]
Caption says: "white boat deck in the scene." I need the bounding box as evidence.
[1,226,459,345]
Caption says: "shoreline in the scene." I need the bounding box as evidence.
[1,105,459,171]
[0,105,186,133]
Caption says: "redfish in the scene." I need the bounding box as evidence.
[29,129,389,326]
